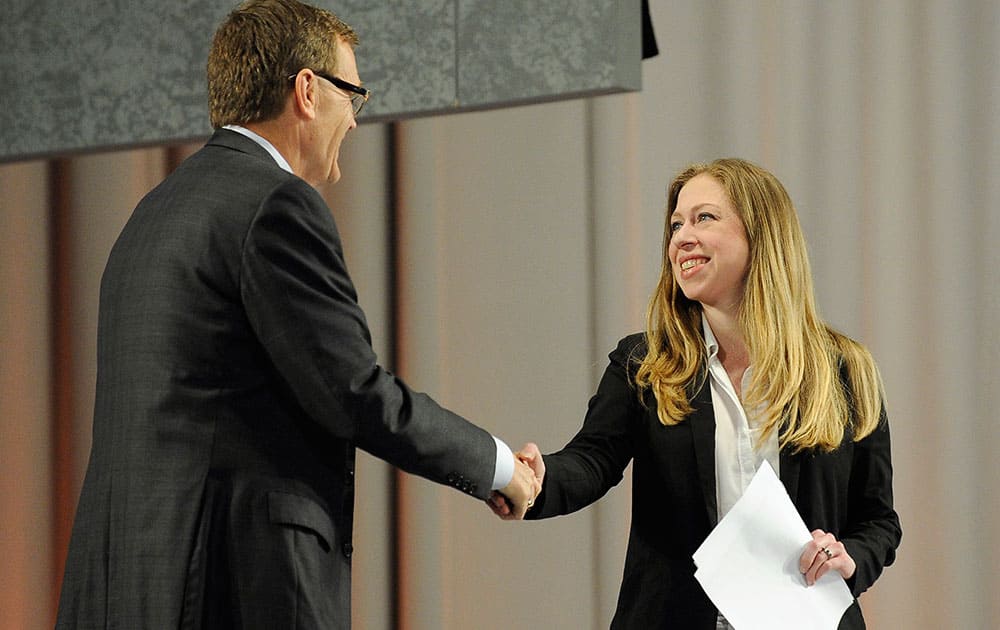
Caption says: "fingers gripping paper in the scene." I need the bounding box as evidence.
[693,462,853,629]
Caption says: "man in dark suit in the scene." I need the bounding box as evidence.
[56,1,539,628]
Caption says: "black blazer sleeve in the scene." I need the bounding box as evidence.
[240,178,496,498]
[840,405,901,596]
[783,374,901,603]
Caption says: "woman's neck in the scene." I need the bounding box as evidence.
[704,307,750,390]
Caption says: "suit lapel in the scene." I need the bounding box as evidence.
[686,373,802,527]
[688,379,719,528]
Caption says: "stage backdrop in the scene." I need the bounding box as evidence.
[2,1,999,629]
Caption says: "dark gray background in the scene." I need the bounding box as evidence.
[0,0,641,162]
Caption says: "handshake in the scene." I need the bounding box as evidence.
[487,443,545,521]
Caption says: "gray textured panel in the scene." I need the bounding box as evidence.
[341,1,456,117]
[0,0,640,162]
[1,0,230,161]
[457,0,641,109]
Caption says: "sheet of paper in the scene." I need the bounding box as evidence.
[693,461,853,629]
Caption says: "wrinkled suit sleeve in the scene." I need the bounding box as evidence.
[239,178,495,499]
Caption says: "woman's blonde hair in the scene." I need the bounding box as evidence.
[634,158,884,451]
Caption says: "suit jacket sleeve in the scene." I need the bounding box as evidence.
[841,404,901,597]
[239,177,495,499]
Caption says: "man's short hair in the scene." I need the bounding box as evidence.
[207,0,358,128]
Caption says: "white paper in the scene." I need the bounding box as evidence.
[693,461,853,629]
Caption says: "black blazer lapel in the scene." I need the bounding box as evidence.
[688,377,803,528]
[688,379,718,528]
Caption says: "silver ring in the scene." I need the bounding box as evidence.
[822,547,833,559]
[527,498,534,507]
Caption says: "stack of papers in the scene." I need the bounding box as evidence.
[693,461,853,629]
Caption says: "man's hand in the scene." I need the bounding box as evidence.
[487,443,545,520]
[489,458,540,520]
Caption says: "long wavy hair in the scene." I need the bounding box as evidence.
[634,158,884,451]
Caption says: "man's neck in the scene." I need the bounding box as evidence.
[243,120,309,182]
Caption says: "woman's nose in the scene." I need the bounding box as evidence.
[671,223,695,247]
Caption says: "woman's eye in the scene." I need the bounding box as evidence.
[697,212,715,222]
[669,221,682,233]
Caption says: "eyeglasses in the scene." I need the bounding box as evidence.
[288,71,370,116]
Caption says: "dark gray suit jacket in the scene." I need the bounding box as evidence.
[56,129,496,629]
[527,334,901,629]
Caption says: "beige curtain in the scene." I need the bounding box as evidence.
[2,1,998,628]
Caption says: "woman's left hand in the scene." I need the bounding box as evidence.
[799,529,856,586]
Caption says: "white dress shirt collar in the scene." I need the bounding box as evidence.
[222,124,294,174]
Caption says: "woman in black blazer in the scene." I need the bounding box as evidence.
[494,158,901,628]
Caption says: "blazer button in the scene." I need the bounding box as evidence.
[342,542,354,558]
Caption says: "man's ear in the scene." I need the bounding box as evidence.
[289,70,319,120]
